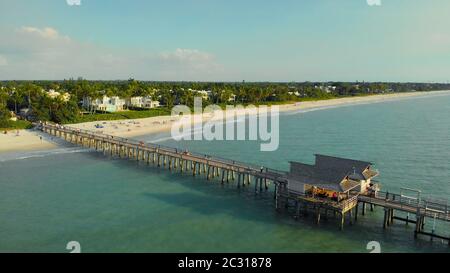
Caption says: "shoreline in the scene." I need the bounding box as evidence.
[69,90,450,139]
[1,90,449,153]
[0,129,57,153]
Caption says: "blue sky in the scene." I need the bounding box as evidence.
[0,0,449,81]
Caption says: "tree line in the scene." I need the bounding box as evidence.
[1,79,449,127]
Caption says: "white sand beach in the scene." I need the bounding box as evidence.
[1,90,449,152]
[68,90,450,138]
[0,129,56,153]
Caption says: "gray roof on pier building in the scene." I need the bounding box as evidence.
[288,154,378,192]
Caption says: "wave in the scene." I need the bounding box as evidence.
[283,92,450,116]
[135,91,450,143]
[0,147,91,162]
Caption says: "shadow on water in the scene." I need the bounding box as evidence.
[80,150,450,252]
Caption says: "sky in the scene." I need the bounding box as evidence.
[0,0,449,82]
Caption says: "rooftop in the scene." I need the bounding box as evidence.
[288,154,379,192]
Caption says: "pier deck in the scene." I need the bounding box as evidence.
[41,123,288,188]
[359,192,450,221]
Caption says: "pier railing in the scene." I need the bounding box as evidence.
[38,122,450,242]
[40,123,288,183]
[41,123,449,215]
[361,190,450,221]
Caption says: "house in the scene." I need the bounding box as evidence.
[82,96,104,112]
[288,91,301,97]
[315,85,336,94]
[83,96,126,113]
[46,89,71,102]
[19,108,32,119]
[127,96,160,109]
[143,97,160,108]
[109,97,126,112]
[189,89,211,100]
[228,93,237,102]
[287,154,379,201]
[127,96,144,108]
[46,89,60,99]
[201,90,212,100]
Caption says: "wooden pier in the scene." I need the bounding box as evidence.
[39,123,450,245]
[359,191,450,242]
[40,123,287,191]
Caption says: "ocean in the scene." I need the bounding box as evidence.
[1,93,449,253]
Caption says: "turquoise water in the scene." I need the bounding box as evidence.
[1,93,450,253]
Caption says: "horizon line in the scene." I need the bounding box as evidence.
[1,79,450,84]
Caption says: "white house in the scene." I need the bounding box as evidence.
[83,96,126,112]
[127,96,160,109]
[189,89,212,100]
[46,89,71,102]
[47,89,59,98]
[128,97,144,108]
[315,85,337,94]
[110,96,126,111]
[143,97,160,108]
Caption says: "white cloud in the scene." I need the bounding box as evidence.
[0,26,223,80]
[20,26,69,41]
[159,48,214,63]
[66,0,81,6]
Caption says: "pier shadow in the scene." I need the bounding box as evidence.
[63,149,450,252]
